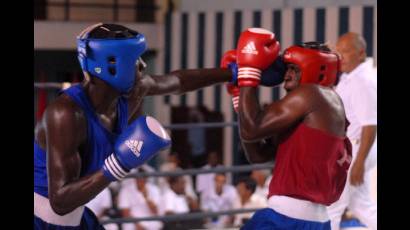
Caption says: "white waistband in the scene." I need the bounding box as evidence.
[268,195,329,222]
[34,192,84,226]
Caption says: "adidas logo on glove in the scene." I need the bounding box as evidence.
[125,140,144,157]
[241,42,258,55]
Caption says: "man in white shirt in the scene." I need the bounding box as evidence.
[233,177,268,227]
[162,175,201,230]
[200,173,239,228]
[162,175,200,214]
[327,32,377,230]
[118,173,163,230]
[158,152,197,200]
[196,151,222,193]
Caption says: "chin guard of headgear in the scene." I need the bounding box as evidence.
[77,23,147,94]
[283,42,340,87]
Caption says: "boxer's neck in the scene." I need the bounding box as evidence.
[83,79,120,114]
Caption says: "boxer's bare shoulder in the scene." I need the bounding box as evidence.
[35,94,86,150]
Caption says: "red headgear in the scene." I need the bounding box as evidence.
[283,43,340,86]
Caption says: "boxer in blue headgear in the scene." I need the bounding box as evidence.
[34,23,252,229]
[77,23,147,94]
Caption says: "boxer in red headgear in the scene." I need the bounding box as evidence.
[235,41,352,230]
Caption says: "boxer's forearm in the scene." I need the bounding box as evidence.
[355,125,377,164]
[173,68,232,93]
[238,87,263,141]
[147,68,232,95]
[49,171,110,215]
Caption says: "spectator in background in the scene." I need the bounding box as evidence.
[200,173,238,228]
[162,175,201,230]
[121,164,157,192]
[327,32,377,230]
[196,151,222,194]
[86,188,118,230]
[233,177,267,227]
[118,168,162,230]
[158,152,180,192]
[158,152,197,200]
[250,169,271,198]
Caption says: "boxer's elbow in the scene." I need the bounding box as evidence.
[240,132,255,142]
[49,193,76,215]
[240,127,259,142]
[244,150,267,164]
[246,155,265,164]
[50,200,70,216]
[167,71,185,94]
[238,114,263,142]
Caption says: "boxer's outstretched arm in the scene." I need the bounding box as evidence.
[238,85,312,142]
[144,68,232,96]
[45,102,110,215]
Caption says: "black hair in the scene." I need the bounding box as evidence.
[237,177,257,194]
[168,175,183,185]
[215,172,226,178]
[87,23,139,39]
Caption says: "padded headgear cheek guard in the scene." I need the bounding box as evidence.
[283,44,340,87]
[77,24,147,94]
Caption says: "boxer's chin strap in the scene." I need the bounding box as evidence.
[82,71,91,82]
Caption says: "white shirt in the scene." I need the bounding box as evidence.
[196,164,222,193]
[255,175,272,198]
[233,193,268,226]
[201,184,238,228]
[158,163,197,200]
[118,182,163,230]
[254,186,269,198]
[335,60,377,141]
[120,164,157,192]
[86,188,112,217]
[201,184,238,212]
[161,188,190,214]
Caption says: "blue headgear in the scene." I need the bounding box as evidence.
[77,23,147,94]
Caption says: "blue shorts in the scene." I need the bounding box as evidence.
[241,208,331,230]
[34,206,105,230]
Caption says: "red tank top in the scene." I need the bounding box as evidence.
[268,122,352,206]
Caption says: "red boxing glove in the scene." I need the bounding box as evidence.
[236,28,280,87]
[221,50,240,112]
[226,82,240,112]
[220,49,237,69]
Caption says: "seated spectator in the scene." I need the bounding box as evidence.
[162,175,201,230]
[159,152,197,200]
[196,151,222,194]
[250,169,271,198]
[233,177,268,227]
[121,164,156,191]
[118,168,162,230]
[200,173,238,228]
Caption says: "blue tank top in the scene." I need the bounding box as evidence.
[34,84,129,197]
